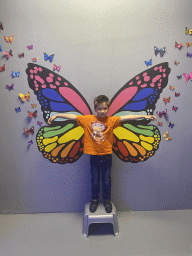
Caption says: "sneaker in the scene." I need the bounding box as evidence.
[89,199,99,213]
[104,199,112,213]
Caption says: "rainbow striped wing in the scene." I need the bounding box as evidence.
[109,62,171,162]
[26,63,92,164]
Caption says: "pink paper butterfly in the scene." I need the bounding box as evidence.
[27,45,33,50]
[53,64,61,72]
[172,106,178,112]
[183,72,192,82]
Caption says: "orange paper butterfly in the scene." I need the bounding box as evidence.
[19,92,30,102]
[4,35,14,44]
[28,110,37,118]
[186,42,191,47]
[24,126,34,136]
[169,86,174,91]
[174,61,179,66]
[18,52,24,58]
[163,96,171,104]
[31,104,37,108]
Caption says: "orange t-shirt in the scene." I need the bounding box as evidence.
[77,115,121,155]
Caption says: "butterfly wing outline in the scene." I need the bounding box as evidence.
[108,62,171,163]
[26,63,92,164]
[26,62,171,164]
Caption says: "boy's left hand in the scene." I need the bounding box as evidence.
[147,115,156,121]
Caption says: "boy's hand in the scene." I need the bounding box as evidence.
[47,115,57,125]
[146,115,156,121]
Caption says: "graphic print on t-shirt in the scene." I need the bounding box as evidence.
[90,120,107,143]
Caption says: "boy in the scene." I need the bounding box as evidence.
[48,95,156,213]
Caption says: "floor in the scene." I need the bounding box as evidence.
[0,203,192,256]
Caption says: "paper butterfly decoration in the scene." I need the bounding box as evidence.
[0,44,2,52]
[15,107,21,113]
[157,122,163,126]
[12,71,20,78]
[28,140,33,145]
[27,45,33,50]
[169,86,174,91]
[37,121,43,126]
[144,59,152,67]
[175,41,182,49]
[31,104,37,108]
[175,92,180,97]
[185,27,192,35]
[163,97,171,104]
[28,110,37,118]
[172,106,178,112]
[183,72,192,82]
[24,126,34,136]
[168,122,174,128]
[174,61,179,66]
[4,35,14,44]
[18,52,24,58]
[177,75,182,80]
[26,62,171,164]
[186,42,191,47]
[187,52,192,58]
[154,46,166,57]
[163,131,172,140]
[0,64,5,72]
[19,92,30,102]
[6,84,14,91]
[3,49,13,59]
[0,22,3,30]
[53,64,61,72]
[156,109,167,118]
[32,57,38,62]
[44,53,54,62]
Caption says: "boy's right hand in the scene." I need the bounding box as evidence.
[47,115,57,125]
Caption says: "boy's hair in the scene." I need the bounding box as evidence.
[94,95,110,109]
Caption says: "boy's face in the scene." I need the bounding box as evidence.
[94,102,109,118]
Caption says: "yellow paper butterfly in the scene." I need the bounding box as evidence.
[163,131,172,140]
[186,42,191,47]
[185,27,192,35]
[4,35,14,44]
[19,92,30,102]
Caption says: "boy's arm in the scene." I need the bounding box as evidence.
[120,114,156,122]
[47,114,77,124]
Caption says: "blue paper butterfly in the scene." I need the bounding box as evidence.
[15,107,21,113]
[168,122,174,128]
[28,140,33,145]
[6,84,14,91]
[176,75,182,80]
[0,44,2,52]
[144,59,152,66]
[44,53,54,62]
[12,71,20,78]
[154,46,166,57]
[26,62,171,164]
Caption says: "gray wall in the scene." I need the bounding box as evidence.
[0,0,192,214]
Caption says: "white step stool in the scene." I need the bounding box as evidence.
[82,202,119,237]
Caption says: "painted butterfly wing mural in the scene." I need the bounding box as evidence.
[26,62,171,164]
[26,63,92,164]
[107,62,171,162]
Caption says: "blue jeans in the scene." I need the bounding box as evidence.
[90,154,112,201]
